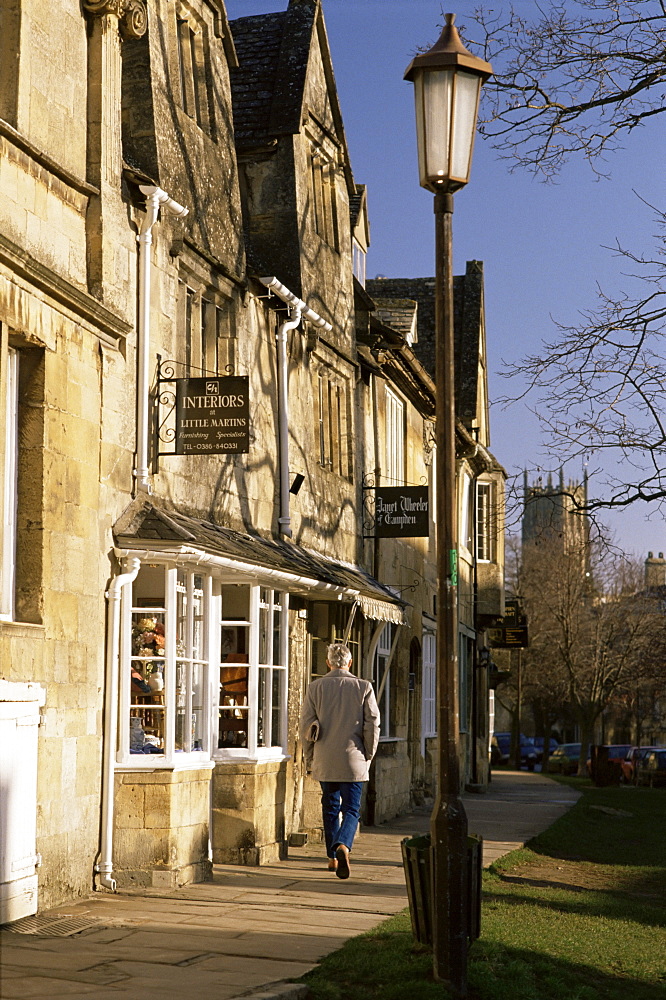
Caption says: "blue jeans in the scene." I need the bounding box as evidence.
[320,781,363,858]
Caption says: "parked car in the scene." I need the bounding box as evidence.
[585,745,633,779]
[545,743,582,775]
[533,737,560,764]
[491,732,537,770]
[621,746,661,785]
[490,732,510,765]
[635,748,666,788]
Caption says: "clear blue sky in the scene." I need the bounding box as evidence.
[225,0,666,559]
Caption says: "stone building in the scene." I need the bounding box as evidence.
[366,262,506,794]
[522,470,589,551]
[0,0,504,921]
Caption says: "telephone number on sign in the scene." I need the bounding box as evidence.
[182,442,247,452]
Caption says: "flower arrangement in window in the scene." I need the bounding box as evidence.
[132,617,166,658]
[132,617,166,693]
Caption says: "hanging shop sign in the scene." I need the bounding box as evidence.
[374,486,429,538]
[488,601,529,648]
[174,376,250,455]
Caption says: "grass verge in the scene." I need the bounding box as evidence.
[298,783,666,1000]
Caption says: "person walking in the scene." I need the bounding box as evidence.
[299,642,380,879]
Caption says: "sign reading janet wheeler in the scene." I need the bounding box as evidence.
[374,486,429,537]
[174,376,250,454]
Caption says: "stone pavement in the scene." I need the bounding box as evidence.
[0,771,580,1000]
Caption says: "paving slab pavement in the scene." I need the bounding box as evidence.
[0,771,579,1000]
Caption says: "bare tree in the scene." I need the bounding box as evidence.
[470,1,666,180]
[463,2,666,516]
[520,536,664,773]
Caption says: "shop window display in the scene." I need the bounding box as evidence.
[121,564,210,764]
[119,568,289,765]
[216,585,288,758]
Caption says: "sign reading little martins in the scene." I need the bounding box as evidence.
[174,376,250,454]
[374,486,429,537]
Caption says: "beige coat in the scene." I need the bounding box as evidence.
[299,668,380,782]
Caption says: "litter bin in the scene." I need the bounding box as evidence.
[401,832,483,947]
[401,834,432,945]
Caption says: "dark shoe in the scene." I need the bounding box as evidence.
[327,858,338,871]
[335,846,350,879]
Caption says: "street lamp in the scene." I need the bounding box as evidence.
[405,14,491,996]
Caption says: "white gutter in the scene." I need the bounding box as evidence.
[258,276,333,333]
[113,543,355,600]
[96,556,141,891]
[258,277,332,538]
[134,185,189,493]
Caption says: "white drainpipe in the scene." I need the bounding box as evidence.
[96,556,141,891]
[135,185,189,493]
[277,306,302,537]
[258,277,332,537]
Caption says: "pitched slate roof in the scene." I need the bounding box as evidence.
[371,298,418,343]
[228,13,286,146]
[113,499,407,623]
[366,265,484,427]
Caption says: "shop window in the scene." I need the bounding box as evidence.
[217,585,289,759]
[374,624,394,739]
[120,565,210,764]
[317,372,352,480]
[218,584,251,750]
[476,481,495,562]
[120,570,289,766]
[385,387,405,485]
[422,631,437,739]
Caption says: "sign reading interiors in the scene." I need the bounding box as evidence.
[174,376,250,454]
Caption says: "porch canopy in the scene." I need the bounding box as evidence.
[113,501,407,626]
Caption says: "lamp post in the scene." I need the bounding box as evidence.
[405,14,491,996]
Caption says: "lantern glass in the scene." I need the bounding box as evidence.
[415,68,453,190]
[450,70,482,183]
[413,66,483,191]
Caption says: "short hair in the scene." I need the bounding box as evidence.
[327,643,352,669]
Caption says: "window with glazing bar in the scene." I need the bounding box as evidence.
[317,373,351,479]
[476,481,495,562]
[385,386,405,485]
[175,6,210,131]
[217,584,289,758]
[421,631,437,738]
[121,565,210,764]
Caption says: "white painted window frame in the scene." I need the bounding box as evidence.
[118,566,291,769]
[214,582,290,764]
[374,623,393,740]
[385,386,405,486]
[476,480,495,563]
[421,630,437,750]
[1,346,18,621]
